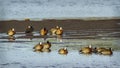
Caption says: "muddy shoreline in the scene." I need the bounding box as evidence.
[0,19,120,33]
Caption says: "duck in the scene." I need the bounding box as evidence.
[100,48,113,55]
[25,18,30,21]
[95,47,107,53]
[79,45,92,54]
[55,27,63,35]
[25,25,34,33]
[58,47,68,55]
[50,26,60,35]
[56,26,60,29]
[7,28,16,36]
[42,41,51,49]
[33,42,43,51]
[40,27,48,36]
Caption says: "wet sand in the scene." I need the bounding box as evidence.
[0,19,120,33]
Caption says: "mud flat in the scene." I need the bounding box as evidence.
[0,18,120,32]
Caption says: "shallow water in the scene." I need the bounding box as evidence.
[0,30,120,68]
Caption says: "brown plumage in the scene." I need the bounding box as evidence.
[79,45,92,54]
[58,47,68,55]
[95,47,107,53]
[100,48,113,55]
[40,27,48,36]
[7,28,16,36]
[55,27,63,35]
[42,41,51,49]
[25,26,34,33]
[33,42,43,51]
[50,26,60,35]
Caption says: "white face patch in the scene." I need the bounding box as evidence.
[89,45,92,48]
[12,28,15,31]
[28,26,31,28]
[39,42,42,44]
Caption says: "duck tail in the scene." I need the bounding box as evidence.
[79,50,83,54]
[33,47,35,49]
[79,50,82,52]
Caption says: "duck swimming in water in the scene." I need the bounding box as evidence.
[40,27,48,36]
[58,47,68,55]
[42,41,51,49]
[50,26,60,35]
[25,26,34,33]
[94,47,107,53]
[7,28,16,36]
[33,42,43,51]
[56,27,63,35]
[100,48,113,55]
[79,45,92,54]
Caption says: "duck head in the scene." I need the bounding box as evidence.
[11,28,15,31]
[56,26,59,29]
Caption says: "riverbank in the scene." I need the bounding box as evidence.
[0,18,120,33]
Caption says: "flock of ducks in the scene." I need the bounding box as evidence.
[33,40,69,55]
[33,41,51,52]
[79,45,113,55]
[7,25,63,36]
[33,42,113,55]
[7,25,113,56]
[7,25,63,41]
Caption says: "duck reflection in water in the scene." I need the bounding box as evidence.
[56,35,63,42]
[34,49,51,53]
[8,36,15,42]
[42,49,51,53]
[40,27,48,41]
[25,33,33,40]
[56,27,63,42]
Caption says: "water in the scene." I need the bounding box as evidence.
[0,49,120,68]
[0,0,120,20]
[0,29,120,68]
